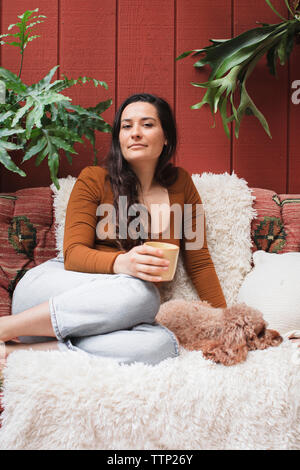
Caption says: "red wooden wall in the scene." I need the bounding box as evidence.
[0,0,299,193]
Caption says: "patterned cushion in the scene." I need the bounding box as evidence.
[0,188,57,317]
[279,194,300,253]
[251,188,300,254]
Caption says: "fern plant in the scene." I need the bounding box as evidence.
[176,0,300,139]
[0,8,112,188]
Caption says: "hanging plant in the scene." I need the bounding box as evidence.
[0,9,113,188]
[176,0,300,139]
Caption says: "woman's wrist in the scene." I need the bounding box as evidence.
[113,253,125,274]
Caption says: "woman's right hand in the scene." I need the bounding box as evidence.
[113,243,169,282]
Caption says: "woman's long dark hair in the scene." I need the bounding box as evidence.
[103,93,178,251]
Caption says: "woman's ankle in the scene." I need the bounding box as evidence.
[0,316,14,342]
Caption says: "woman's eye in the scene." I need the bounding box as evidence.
[144,123,153,127]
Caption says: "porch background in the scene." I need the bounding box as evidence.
[0,0,299,193]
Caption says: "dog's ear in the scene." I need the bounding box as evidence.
[251,328,283,350]
[200,339,248,366]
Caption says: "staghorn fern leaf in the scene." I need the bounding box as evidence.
[177,0,300,138]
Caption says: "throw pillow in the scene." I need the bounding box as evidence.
[0,188,57,316]
[160,172,256,305]
[237,250,300,336]
[250,190,300,254]
[51,176,76,261]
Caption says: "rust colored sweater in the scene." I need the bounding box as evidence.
[63,165,227,308]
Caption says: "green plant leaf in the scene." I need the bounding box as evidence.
[11,96,33,126]
[49,125,83,143]
[0,128,25,138]
[219,94,231,138]
[193,24,287,80]
[47,151,60,189]
[0,67,27,94]
[88,98,113,115]
[30,65,59,92]
[49,136,78,154]
[22,136,47,162]
[284,0,296,17]
[265,0,288,21]
[176,50,196,61]
[0,141,26,176]
[57,74,109,93]
[266,44,278,75]
[34,143,49,166]
[234,83,271,138]
[0,110,14,122]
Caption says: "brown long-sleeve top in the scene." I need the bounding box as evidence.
[63,165,227,308]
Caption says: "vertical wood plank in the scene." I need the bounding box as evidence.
[117,0,175,109]
[59,0,116,177]
[175,0,232,174]
[289,36,300,193]
[1,0,58,191]
[233,0,289,193]
[0,0,2,192]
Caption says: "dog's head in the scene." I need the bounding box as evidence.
[224,303,283,351]
[201,305,282,366]
[246,324,283,350]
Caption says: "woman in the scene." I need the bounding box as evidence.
[0,93,228,366]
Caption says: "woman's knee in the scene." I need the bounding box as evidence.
[135,323,179,365]
[68,323,179,366]
[124,277,161,324]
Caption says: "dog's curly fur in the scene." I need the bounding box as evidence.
[156,300,282,366]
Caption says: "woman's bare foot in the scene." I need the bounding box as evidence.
[4,340,59,356]
[0,301,55,342]
[0,339,59,382]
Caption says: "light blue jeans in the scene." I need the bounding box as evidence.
[11,257,179,365]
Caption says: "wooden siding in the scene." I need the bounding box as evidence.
[0,0,299,193]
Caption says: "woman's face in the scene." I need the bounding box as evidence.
[119,101,167,166]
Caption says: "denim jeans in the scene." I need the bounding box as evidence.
[11,257,179,365]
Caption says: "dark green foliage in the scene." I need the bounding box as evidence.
[0,9,112,188]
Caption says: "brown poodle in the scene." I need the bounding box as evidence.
[156,299,282,366]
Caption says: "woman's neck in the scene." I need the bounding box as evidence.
[131,163,157,194]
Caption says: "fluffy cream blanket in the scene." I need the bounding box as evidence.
[0,342,299,450]
[1,171,298,450]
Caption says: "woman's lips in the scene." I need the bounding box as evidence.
[129,144,147,149]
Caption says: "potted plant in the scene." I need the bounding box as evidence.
[176,0,300,138]
[0,8,112,189]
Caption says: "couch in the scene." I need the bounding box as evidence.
[0,172,299,449]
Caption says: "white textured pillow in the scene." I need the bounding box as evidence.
[160,172,256,305]
[237,250,300,337]
[51,176,76,260]
[51,171,256,306]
